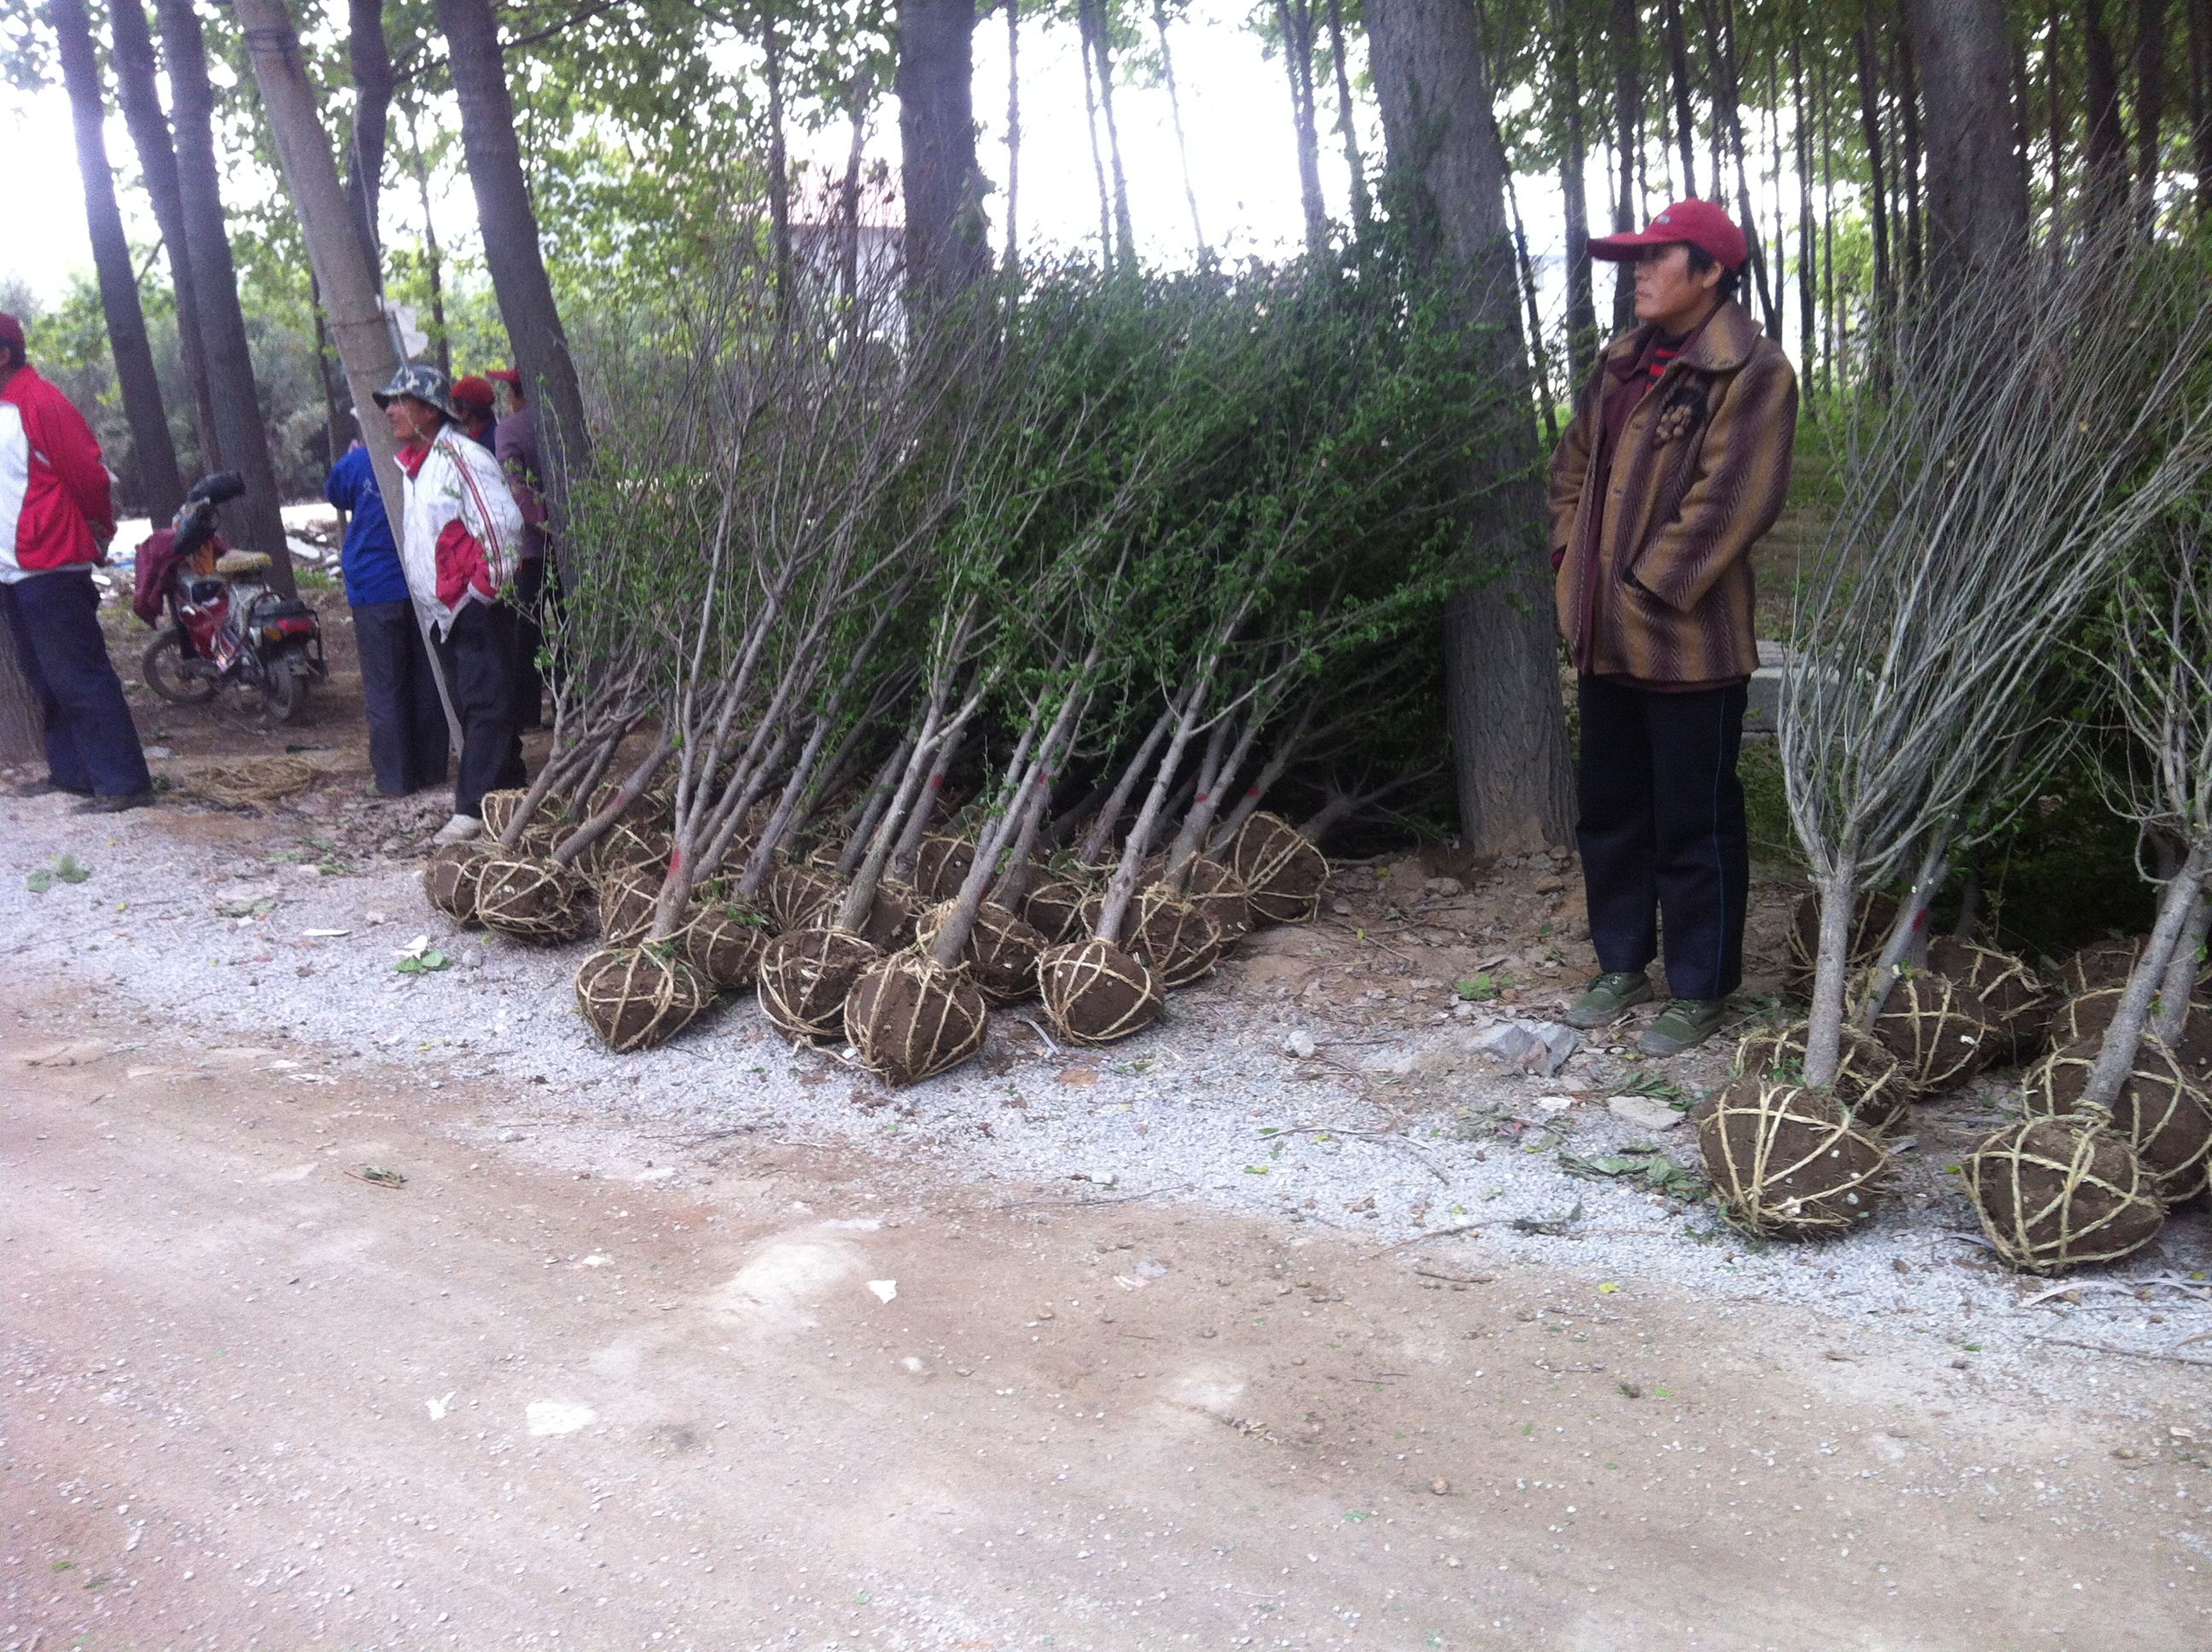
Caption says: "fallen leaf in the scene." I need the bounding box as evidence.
[1056,1066,1099,1088]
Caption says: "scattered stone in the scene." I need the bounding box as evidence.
[1284,1029,1317,1060]
[1429,1478,1451,1496]
[1469,1019,1581,1077]
[1534,1095,1575,1114]
[1606,1095,1684,1132]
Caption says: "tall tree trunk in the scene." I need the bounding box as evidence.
[346,0,393,276]
[2082,0,2130,226]
[1154,0,1210,254]
[2192,0,2211,218]
[1003,0,1021,269]
[1077,9,1114,258]
[1712,0,1781,335]
[2046,4,2068,241]
[1905,0,2029,292]
[1792,33,1817,393]
[1084,0,1138,261]
[402,109,451,376]
[2011,29,2034,237]
[110,0,218,470]
[1324,0,1371,236]
[157,0,295,592]
[1499,155,1559,443]
[895,0,989,300]
[1821,54,1839,386]
[1895,24,1925,291]
[763,18,794,303]
[51,0,183,525]
[2133,0,2170,216]
[435,0,593,573]
[1367,0,1575,855]
[1609,0,1643,331]
[1662,0,1701,195]
[1276,0,1330,251]
[1854,25,1894,321]
[1551,0,1597,372]
[846,77,876,295]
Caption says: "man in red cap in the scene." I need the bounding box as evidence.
[0,311,155,811]
[1546,201,1798,1054]
[450,375,498,453]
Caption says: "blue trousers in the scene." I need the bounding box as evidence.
[1,570,152,798]
[351,601,450,796]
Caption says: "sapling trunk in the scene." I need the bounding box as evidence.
[551,734,672,869]
[1854,839,1951,1024]
[890,727,968,878]
[1093,678,1215,945]
[2152,880,2209,1046]
[1159,713,1258,888]
[2080,844,2211,1109]
[1296,763,1441,842]
[836,733,918,875]
[1801,854,1863,1089]
[1075,698,1182,866]
[834,684,987,933]
[1208,692,1324,851]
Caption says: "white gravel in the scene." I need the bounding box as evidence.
[7,793,2207,1390]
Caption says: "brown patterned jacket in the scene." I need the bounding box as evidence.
[1548,300,1797,685]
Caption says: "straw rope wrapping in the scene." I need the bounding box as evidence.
[1229,813,1330,925]
[1923,938,2053,1061]
[1130,887,1225,986]
[675,897,771,991]
[423,840,494,925]
[1037,939,1164,1044]
[755,926,882,1042]
[573,945,715,1052]
[1731,1021,1912,1132]
[765,863,845,934]
[597,865,662,945]
[911,835,978,902]
[857,881,923,951]
[582,819,672,886]
[1964,1116,2165,1274]
[474,854,591,944]
[2055,938,2151,998]
[846,952,990,1085]
[477,788,531,839]
[2020,1037,2212,1202]
[915,900,1047,1005]
[189,755,317,807]
[1859,967,1999,1093]
[1021,879,1091,945]
[1177,856,1254,946]
[1783,888,1898,998]
[1696,1079,1891,1237]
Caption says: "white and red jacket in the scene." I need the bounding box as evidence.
[394,425,523,637]
[0,365,114,584]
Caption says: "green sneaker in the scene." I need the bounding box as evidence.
[1638,998,1729,1056]
[1563,971,1656,1030]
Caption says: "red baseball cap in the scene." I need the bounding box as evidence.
[485,367,522,387]
[0,312,24,352]
[1587,200,1749,272]
[451,374,496,410]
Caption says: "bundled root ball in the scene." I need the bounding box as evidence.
[1923,938,2053,1060]
[1142,854,1254,946]
[911,835,978,902]
[857,881,923,952]
[1021,879,1090,945]
[1129,887,1224,987]
[765,863,844,933]
[585,818,671,884]
[474,854,591,944]
[674,897,771,991]
[574,945,713,1052]
[2055,937,2147,998]
[915,900,1046,1004]
[477,788,532,841]
[1863,967,1998,1093]
[1038,939,1163,1044]
[1230,812,1329,925]
[2047,987,2126,1050]
[1696,1079,1890,1237]
[846,952,989,1085]
[1964,1115,2164,1274]
[756,926,881,1043]
[423,840,493,926]
[1783,888,1901,998]
[2020,1037,2212,1201]
[598,865,661,946]
[1732,1021,1912,1133]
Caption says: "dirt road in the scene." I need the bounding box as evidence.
[4,996,2206,1651]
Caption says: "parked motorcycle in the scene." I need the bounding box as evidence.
[137,472,327,722]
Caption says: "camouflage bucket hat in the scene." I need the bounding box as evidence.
[373,362,458,418]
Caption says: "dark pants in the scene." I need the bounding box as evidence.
[510,555,549,730]
[351,601,450,796]
[432,600,526,818]
[1,570,151,798]
[1575,674,1749,1002]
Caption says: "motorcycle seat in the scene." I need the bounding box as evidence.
[215,550,273,576]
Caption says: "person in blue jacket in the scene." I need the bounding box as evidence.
[326,435,449,796]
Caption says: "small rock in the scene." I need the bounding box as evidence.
[1534,875,1565,894]
[364,910,389,925]
[1423,876,1464,898]
[1285,1029,1317,1060]
[1330,899,1353,915]
[1607,1095,1684,1132]
[1533,1095,1575,1114]
[1035,1308,1054,1320]
[499,1129,525,1143]
[1429,1478,1451,1496]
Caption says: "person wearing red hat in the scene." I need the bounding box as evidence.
[0,311,155,812]
[486,367,550,730]
[1546,201,1799,1055]
[450,375,498,453]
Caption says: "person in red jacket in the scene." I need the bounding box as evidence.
[0,312,154,811]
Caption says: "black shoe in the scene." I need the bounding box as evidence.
[11,779,93,800]
[72,790,158,815]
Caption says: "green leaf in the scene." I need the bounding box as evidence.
[26,870,53,894]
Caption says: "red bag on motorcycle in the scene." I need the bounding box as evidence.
[131,526,229,626]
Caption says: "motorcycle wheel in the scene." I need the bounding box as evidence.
[262,650,311,722]
[141,630,218,705]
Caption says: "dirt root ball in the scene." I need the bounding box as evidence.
[846,952,990,1085]
[1923,938,2053,1060]
[916,901,1046,1005]
[584,818,671,886]
[1021,879,1090,945]
[476,788,531,841]
[2020,1037,2212,1202]
[1130,886,1225,987]
[2055,937,2149,998]
[765,863,844,934]
[474,855,591,944]
[1141,853,1254,947]
[1964,1116,2164,1274]
[911,835,978,902]
[1863,968,1997,1094]
[573,945,714,1052]
[1731,1021,1912,1133]
[1038,939,1163,1045]
[598,865,661,946]
[1783,887,1902,999]
[756,926,882,1043]
[424,840,494,926]
[675,897,771,991]
[1696,1079,1890,1238]
[855,880,923,952]
[1230,812,1329,925]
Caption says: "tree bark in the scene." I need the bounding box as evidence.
[2133,0,2170,214]
[51,0,183,525]
[1905,0,2029,293]
[1711,0,1780,335]
[896,0,989,300]
[1662,0,1700,196]
[435,0,593,574]
[2191,0,2211,218]
[1154,1,1210,254]
[1854,26,1894,323]
[1082,0,1138,261]
[158,0,295,592]
[109,0,218,474]
[1276,0,1330,252]
[1895,25,1925,292]
[2082,0,2130,226]
[846,77,876,294]
[1500,156,1557,444]
[1791,33,1817,393]
[1608,0,1642,332]
[763,17,794,304]
[1003,1,1021,269]
[1367,0,1575,855]
[2046,4,2068,242]
[0,617,42,767]
[346,0,393,276]
[402,108,451,376]
[1324,0,1371,236]
[1078,9,1114,259]
[1551,0,1596,373]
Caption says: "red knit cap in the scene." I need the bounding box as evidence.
[451,374,496,411]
